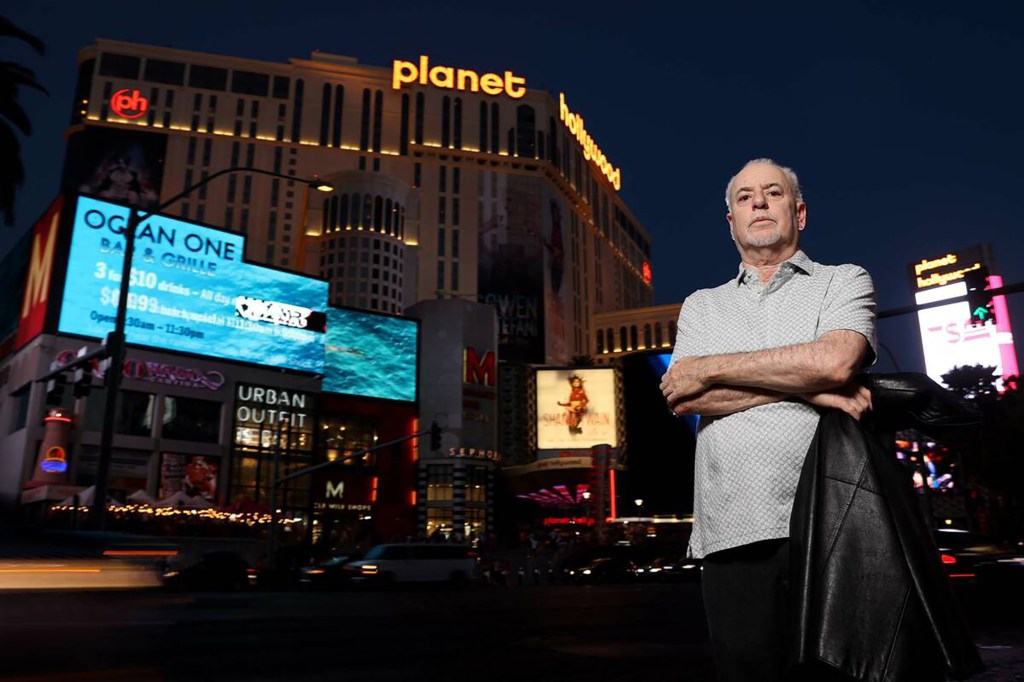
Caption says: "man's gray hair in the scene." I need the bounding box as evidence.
[724,158,803,209]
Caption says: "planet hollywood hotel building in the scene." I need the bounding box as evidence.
[0,40,653,539]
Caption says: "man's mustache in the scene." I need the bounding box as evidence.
[748,212,778,228]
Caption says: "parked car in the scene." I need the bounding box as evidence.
[343,543,477,585]
[635,555,702,582]
[934,529,1024,590]
[162,550,256,591]
[564,556,639,584]
[298,552,364,589]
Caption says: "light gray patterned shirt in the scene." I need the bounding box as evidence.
[670,250,877,558]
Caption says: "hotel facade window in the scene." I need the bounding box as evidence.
[332,85,344,147]
[320,83,331,146]
[426,464,453,502]
[360,88,371,150]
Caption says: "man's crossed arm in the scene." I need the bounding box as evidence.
[660,330,872,420]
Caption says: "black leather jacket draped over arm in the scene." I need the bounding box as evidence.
[789,373,984,682]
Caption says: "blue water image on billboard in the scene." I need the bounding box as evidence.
[58,196,327,373]
[323,307,418,402]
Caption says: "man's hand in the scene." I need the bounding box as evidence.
[660,356,711,407]
[800,383,873,421]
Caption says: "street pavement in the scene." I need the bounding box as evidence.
[0,580,1021,681]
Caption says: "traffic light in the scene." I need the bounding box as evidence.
[45,375,67,406]
[429,422,442,451]
[72,365,93,398]
[98,356,114,388]
[964,267,995,326]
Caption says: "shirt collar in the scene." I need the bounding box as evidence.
[735,250,815,285]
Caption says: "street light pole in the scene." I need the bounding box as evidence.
[268,416,289,569]
[88,168,333,530]
[90,206,139,528]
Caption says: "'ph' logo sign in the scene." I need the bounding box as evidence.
[110,88,149,119]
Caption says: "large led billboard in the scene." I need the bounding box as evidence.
[323,307,418,402]
[915,280,1017,390]
[58,196,327,373]
[536,367,619,449]
[909,246,1018,390]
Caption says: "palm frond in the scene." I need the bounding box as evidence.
[0,88,33,136]
[0,61,48,95]
[0,17,45,55]
[0,122,25,225]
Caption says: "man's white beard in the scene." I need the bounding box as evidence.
[746,226,783,247]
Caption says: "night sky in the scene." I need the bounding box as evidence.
[4,1,1023,374]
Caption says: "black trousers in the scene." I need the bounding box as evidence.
[702,539,854,682]
[701,539,792,682]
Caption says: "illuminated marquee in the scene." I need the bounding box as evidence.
[392,55,526,99]
[40,446,68,474]
[909,245,1018,391]
[58,196,327,373]
[234,384,313,429]
[447,447,501,462]
[536,368,619,450]
[110,88,149,119]
[560,93,621,191]
[16,197,63,350]
[464,347,496,387]
[912,252,984,290]
[908,245,997,292]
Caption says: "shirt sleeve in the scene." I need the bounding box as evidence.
[817,264,878,367]
[670,291,706,367]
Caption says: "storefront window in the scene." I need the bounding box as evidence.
[9,385,30,433]
[321,416,377,467]
[230,384,317,513]
[232,455,259,488]
[426,507,453,539]
[85,388,155,436]
[161,396,221,443]
[464,507,486,539]
[159,453,220,501]
[75,445,150,492]
[466,465,487,503]
[426,464,453,502]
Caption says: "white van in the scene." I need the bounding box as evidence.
[345,543,477,584]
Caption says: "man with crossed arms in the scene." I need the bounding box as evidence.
[660,158,877,681]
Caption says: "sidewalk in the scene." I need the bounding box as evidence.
[972,622,1024,681]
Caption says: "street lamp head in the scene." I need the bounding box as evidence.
[634,498,644,507]
[581,490,591,500]
[310,178,334,193]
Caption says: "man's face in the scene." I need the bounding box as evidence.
[726,163,806,255]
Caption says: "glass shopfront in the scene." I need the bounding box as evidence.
[229,383,317,512]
